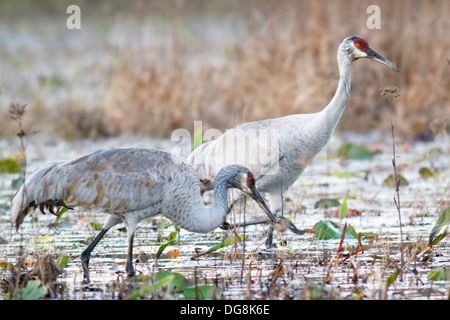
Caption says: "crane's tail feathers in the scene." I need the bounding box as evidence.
[10,162,65,231]
[10,186,31,231]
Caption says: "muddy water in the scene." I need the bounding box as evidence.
[0,132,449,300]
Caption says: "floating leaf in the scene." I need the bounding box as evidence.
[126,274,176,300]
[167,249,181,258]
[313,220,357,240]
[429,207,450,246]
[314,198,340,209]
[153,270,186,292]
[330,208,361,218]
[0,157,22,174]
[29,235,55,244]
[5,280,48,300]
[331,172,358,178]
[427,268,449,281]
[183,285,217,300]
[382,174,409,187]
[337,143,374,160]
[419,167,434,178]
[126,271,186,299]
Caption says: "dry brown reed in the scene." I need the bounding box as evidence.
[1,0,448,140]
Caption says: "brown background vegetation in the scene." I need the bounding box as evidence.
[0,0,448,140]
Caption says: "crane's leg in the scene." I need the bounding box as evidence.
[81,228,108,284]
[124,219,138,278]
[80,215,122,284]
[265,225,275,247]
[265,193,283,248]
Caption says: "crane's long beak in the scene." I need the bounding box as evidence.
[247,186,278,224]
[367,47,399,72]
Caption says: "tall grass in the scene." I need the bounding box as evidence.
[1,0,448,139]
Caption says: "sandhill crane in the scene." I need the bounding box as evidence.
[188,36,399,246]
[11,148,277,283]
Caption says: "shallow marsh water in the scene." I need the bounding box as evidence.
[0,132,448,300]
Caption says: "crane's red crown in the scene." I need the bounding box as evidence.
[353,37,369,51]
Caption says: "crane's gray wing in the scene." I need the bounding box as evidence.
[49,148,174,213]
[59,148,176,212]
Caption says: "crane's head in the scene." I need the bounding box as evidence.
[218,165,277,223]
[340,36,399,72]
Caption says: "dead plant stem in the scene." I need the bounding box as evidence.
[391,119,405,280]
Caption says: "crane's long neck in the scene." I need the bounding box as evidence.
[312,56,353,139]
[170,175,230,233]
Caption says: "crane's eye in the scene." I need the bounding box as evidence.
[247,172,255,186]
[353,37,368,51]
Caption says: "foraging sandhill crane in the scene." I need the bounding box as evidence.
[11,148,277,283]
[188,36,399,246]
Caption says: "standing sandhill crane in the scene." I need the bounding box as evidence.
[11,148,277,283]
[188,36,399,246]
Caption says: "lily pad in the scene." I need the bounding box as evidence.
[382,174,409,187]
[0,157,22,174]
[126,273,177,300]
[331,172,358,178]
[337,143,374,160]
[5,280,48,300]
[313,220,357,240]
[153,270,186,291]
[314,198,340,209]
[29,235,55,244]
[183,285,217,300]
[419,167,434,178]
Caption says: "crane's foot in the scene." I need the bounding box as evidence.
[80,254,91,284]
[266,217,304,248]
[126,262,136,279]
[265,225,275,248]
[220,221,233,230]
